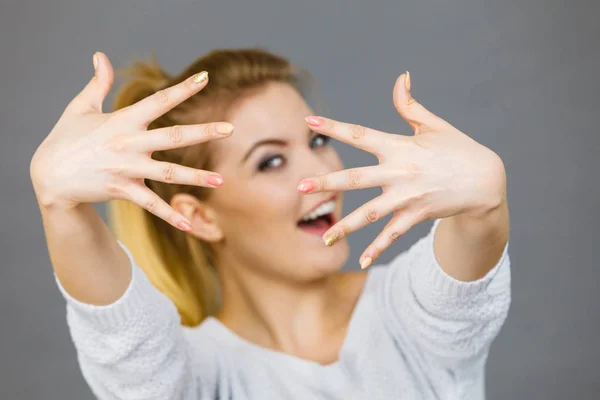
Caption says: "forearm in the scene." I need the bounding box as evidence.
[434,199,510,282]
[381,210,511,366]
[38,201,131,305]
[40,201,201,398]
[52,230,201,400]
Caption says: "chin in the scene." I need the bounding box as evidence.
[306,239,350,276]
[258,238,349,283]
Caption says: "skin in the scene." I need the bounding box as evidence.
[174,83,350,282]
[30,52,509,366]
[171,83,358,363]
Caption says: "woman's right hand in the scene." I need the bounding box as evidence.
[30,52,233,231]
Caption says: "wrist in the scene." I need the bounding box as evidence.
[463,150,507,218]
[465,193,507,219]
[450,197,509,236]
[33,186,78,213]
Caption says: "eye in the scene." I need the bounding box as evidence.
[258,154,285,172]
[310,134,330,149]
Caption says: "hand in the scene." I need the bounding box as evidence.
[297,72,507,268]
[29,52,233,231]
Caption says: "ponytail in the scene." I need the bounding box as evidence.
[107,49,304,326]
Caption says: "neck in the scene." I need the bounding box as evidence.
[214,253,364,362]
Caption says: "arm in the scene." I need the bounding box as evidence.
[299,71,510,276]
[434,175,509,282]
[384,216,511,366]
[30,52,230,399]
[298,71,511,367]
[40,203,131,306]
[43,204,198,399]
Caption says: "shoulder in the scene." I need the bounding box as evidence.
[181,320,224,356]
[179,319,232,375]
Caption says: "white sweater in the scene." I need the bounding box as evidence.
[56,219,511,399]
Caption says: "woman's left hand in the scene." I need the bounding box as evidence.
[297,72,507,269]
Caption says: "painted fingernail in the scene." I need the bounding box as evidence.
[207,175,224,186]
[305,116,323,127]
[192,71,209,84]
[324,231,339,247]
[360,256,372,269]
[404,71,411,91]
[178,219,192,231]
[215,123,234,136]
[297,180,316,193]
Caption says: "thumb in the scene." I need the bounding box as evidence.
[68,52,114,114]
[393,71,445,133]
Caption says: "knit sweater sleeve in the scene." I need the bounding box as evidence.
[377,218,511,367]
[54,241,211,400]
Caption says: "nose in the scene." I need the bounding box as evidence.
[297,147,340,181]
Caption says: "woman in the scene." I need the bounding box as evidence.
[30,49,510,399]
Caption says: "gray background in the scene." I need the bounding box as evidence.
[1,0,598,398]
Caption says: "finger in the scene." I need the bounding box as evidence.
[125,183,192,232]
[305,116,391,155]
[121,70,209,127]
[393,72,449,133]
[131,122,234,153]
[68,52,115,114]
[125,160,224,188]
[297,166,392,194]
[322,195,400,247]
[359,211,421,269]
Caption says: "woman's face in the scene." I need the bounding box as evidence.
[206,82,349,281]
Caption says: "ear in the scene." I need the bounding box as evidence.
[170,193,224,242]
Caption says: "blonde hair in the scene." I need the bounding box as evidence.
[108,49,310,326]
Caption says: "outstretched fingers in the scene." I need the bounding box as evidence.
[321,195,400,247]
[124,160,224,188]
[123,183,193,232]
[393,72,449,133]
[297,166,392,194]
[358,211,421,269]
[119,70,210,127]
[68,52,115,114]
[131,122,234,153]
[305,116,392,155]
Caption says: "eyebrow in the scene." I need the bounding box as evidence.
[240,139,287,164]
[240,129,314,164]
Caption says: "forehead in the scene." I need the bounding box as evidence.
[213,82,312,156]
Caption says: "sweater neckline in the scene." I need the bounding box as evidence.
[200,268,377,371]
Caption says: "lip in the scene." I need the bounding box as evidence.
[299,194,338,220]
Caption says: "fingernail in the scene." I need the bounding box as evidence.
[215,123,234,136]
[178,219,192,231]
[93,53,99,72]
[207,174,224,186]
[404,71,411,91]
[297,180,316,193]
[360,256,372,269]
[324,231,339,247]
[305,116,323,127]
[192,71,209,84]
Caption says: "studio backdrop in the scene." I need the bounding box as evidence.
[1,0,598,399]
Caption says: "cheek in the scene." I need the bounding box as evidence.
[247,181,298,220]
[214,175,300,228]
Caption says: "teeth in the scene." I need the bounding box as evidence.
[301,201,335,222]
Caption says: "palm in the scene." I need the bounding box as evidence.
[298,72,506,268]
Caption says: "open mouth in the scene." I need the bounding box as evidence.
[297,199,336,236]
